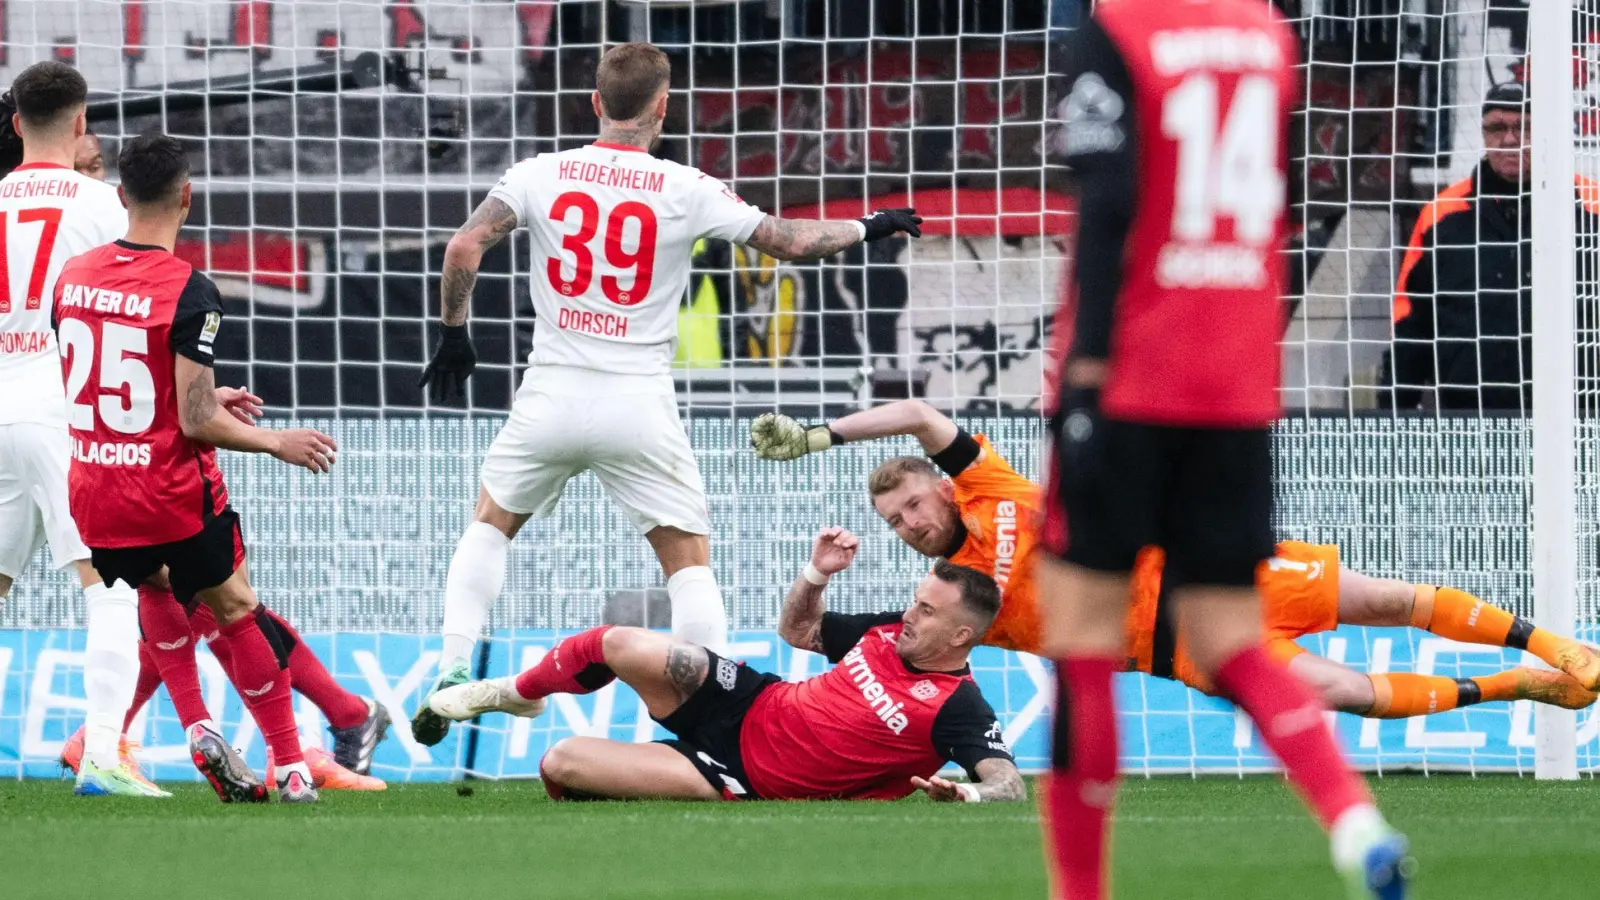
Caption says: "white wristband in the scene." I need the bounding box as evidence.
[802,563,830,586]
[956,782,981,803]
[851,219,868,242]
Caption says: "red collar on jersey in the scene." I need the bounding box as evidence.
[592,141,650,153]
[12,161,70,172]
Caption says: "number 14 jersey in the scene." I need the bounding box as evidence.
[488,142,767,377]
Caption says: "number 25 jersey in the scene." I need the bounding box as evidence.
[488,142,768,377]
[53,242,229,548]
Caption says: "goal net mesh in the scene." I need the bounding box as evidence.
[1,0,1595,780]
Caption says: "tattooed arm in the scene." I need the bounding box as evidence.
[440,196,520,325]
[743,216,866,263]
[777,574,829,654]
[970,758,1027,802]
[175,355,337,472]
[777,527,861,654]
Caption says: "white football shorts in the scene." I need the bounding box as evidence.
[0,422,90,579]
[478,366,711,535]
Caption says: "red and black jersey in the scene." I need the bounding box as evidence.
[1056,0,1299,427]
[53,240,229,548]
[738,614,1012,801]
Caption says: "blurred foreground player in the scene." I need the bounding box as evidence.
[1043,3,1409,898]
[427,528,1024,803]
[411,41,921,745]
[54,134,339,802]
[0,61,139,795]
[754,400,1599,714]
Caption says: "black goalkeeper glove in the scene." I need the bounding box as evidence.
[419,323,478,403]
[859,208,923,242]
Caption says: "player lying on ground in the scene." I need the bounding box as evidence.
[0,62,144,795]
[53,134,339,802]
[60,588,389,792]
[426,528,1025,802]
[410,41,922,747]
[751,400,1600,716]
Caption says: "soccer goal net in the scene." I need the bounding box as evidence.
[1,0,1595,782]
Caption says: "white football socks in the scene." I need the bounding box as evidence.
[667,565,728,655]
[82,581,140,769]
[440,521,509,672]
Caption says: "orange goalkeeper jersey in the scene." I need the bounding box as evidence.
[947,438,1340,692]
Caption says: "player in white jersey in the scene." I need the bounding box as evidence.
[0,62,147,793]
[411,42,922,744]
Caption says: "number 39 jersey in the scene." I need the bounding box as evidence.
[488,142,767,376]
[1057,0,1298,427]
[53,241,229,549]
[0,163,127,429]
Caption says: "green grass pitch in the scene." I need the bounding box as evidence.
[1,775,1593,899]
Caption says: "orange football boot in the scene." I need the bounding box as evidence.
[267,745,386,791]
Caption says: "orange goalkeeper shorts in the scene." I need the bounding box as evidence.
[1139,541,1342,693]
[1257,540,1342,665]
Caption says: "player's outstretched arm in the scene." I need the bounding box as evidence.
[421,195,519,402]
[439,196,519,326]
[743,208,922,262]
[176,356,337,473]
[911,760,1026,803]
[751,399,967,462]
[776,527,859,653]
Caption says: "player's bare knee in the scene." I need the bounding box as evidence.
[0,573,11,598]
[199,575,258,627]
[1323,673,1377,714]
[73,560,103,589]
[541,738,584,784]
[646,526,709,574]
[473,487,527,540]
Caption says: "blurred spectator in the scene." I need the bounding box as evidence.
[1383,82,1599,412]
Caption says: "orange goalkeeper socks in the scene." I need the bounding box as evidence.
[1367,673,1471,718]
[1367,670,1593,717]
[1410,586,1568,665]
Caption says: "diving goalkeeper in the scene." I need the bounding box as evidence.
[750,402,1600,718]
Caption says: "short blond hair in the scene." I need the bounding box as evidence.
[868,456,942,497]
[596,43,671,121]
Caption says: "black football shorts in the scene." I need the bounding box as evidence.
[89,507,247,606]
[656,649,782,801]
[1048,419,1274,587]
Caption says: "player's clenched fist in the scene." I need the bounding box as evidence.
[811,526,859,577]
[272,428,339,474]
[859,207,923,241]
[750,412,841,461]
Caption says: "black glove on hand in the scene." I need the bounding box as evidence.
[419,323,478,403]
[859,208,923,241]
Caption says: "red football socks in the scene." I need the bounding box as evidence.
[135,584,211,728]
[1044,656,1120,900]
[211,607,303,767]
[268,609,368,729]
[1213,645,1372,830]
[121,640,166,733]
[515,626,616,700]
